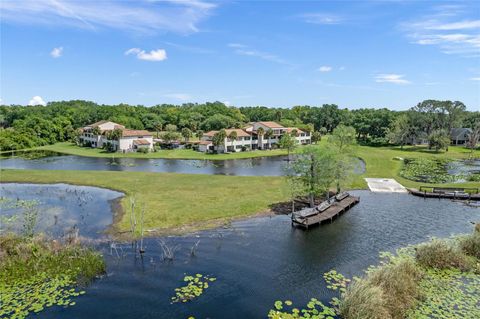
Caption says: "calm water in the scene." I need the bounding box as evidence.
[448,159,480,182]
[0,151,366,176]
[0,183,123,238]
[1,184,479,319]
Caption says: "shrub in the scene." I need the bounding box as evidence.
[340,257,422,319]
[340,281,390,319]
[459,228,480,259]
[136,147,149,153]
[415,239,470,270]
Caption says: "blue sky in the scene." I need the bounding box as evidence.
[1,0,479,111]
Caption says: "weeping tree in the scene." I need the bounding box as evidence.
[287,146,336,208]
[466,124,480,157]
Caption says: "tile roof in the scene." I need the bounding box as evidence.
[285,127,304,135]
[257,121,284,128]
[133,139,151,145]
[122,129,152,137]
[204,129,251,137]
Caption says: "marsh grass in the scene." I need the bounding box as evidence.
[0,234,105,318]
[339,257,422,319]
[415,239,472,271]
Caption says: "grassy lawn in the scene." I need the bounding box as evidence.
[0,169,290,236]
[30,142,290,160]
[1,143,478,236]
[353,144,480,189]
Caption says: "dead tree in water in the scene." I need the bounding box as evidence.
[158,239,179,261]
[190,240,200,257]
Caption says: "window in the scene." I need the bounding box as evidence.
[236,145,242,149]
[244,137,251,140]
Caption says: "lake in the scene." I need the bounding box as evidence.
[0,151,366,176]
[1,183,479,319]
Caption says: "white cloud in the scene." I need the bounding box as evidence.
[375,74,411,85]
[299,13,343,25]
[28,96,47,106]
[163,93,191,101]
[318,66,332,72]
[339,66,346,71]
[125,48,167,61]
[50,46,63,58]
[0,0,216,35]
[228,44,288,64]
[401,6,480,57]
[470,77,480,81]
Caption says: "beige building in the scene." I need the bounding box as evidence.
[79,120,153,152]
[199,121,311,153]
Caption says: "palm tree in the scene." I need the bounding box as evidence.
[228,131,238,152]
[213,129,227,153]
[181,127,192,143]
[257,127,265,149]
[265,129,274,149]
[153,121,163,138]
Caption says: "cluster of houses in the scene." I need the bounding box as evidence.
[79,120,311,153]
[79,120,474,153]
[198,121,311,153]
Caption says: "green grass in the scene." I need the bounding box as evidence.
[31,142,290,160]
[352,144,480,189]
[0,234,105,319]
[1,143,478,234]
[0,169,290,235]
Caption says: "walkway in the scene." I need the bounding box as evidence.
[365,178,407,193]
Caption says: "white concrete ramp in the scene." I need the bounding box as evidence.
[365,178,407,193]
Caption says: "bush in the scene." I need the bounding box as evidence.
[340,257,422,319]
[136,147,149,153]
[459,227,480,259]
[415,239,470,270]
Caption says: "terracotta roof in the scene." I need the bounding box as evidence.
[204,129,250,138]
[203,131,218,137]
[257,121,284,128]
[285,127,304,135]
[198,140,212,145]
[85,121,125,129]
[225,129,251,137]
[122,130,152,137]
[133,139,151,145]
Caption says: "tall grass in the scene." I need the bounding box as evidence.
[339,258,422,319]
[0,234,105,284]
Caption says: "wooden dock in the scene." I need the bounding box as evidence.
[408,187,480,201]
[292,196,360,229]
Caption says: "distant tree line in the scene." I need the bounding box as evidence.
[0,99,478,151]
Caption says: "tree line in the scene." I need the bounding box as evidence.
[0,99,478,151]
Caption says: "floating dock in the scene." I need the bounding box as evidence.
[292,195,360,229]
[408,186,480,201]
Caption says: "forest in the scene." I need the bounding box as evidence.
[0,99,478,151]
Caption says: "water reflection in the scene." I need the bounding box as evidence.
[0,183,123,238]
[1,151,366,176]
[2,183,478,319]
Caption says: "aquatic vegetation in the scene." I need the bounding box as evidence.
[323,270,350,294]
[467,172,480,182]
[0,272,85,319]
[339,226,480,319]
[267,298,337,319]
[406,268,480,319]
[171,274,216,303]
[0,234,105,319]
[400,158,454,183]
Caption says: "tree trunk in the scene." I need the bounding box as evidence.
[309,193,315,208]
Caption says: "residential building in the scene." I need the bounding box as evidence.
[79,121,153,152]
[450,128,472,145]
[198,121,311,153]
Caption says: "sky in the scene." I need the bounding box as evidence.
[0,0,479,111]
